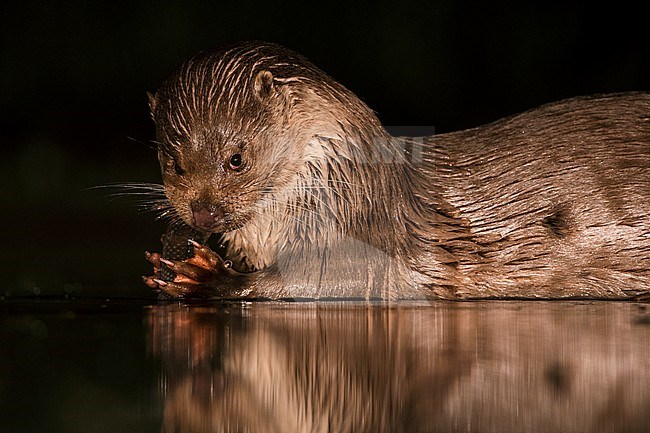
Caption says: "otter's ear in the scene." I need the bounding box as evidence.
[253,70,275,101]
[147,91,157,119]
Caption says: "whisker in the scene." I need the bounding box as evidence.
[127,136,158,151]
[90,182,178,221]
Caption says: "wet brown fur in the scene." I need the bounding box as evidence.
[149,41,650,300]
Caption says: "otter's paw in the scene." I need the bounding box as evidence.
[143,242,232,299]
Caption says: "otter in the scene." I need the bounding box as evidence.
[142,41,650,300]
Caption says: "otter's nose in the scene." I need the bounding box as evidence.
[191,202,226,231]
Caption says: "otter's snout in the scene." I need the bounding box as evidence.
[191,201,226,231]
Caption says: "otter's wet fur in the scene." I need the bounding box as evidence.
[148,41,650,300]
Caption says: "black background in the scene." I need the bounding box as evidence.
[1,0,648,298]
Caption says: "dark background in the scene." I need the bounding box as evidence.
[1,0,648,298]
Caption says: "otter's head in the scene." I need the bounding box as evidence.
[149,42,388,235]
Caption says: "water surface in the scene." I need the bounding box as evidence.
[2,299,649,432]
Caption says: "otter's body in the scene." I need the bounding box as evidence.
[146,42,650,300]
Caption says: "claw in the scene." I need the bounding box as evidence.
[143,276,160,289]
[153,278,169,287]
[160,258,175,267]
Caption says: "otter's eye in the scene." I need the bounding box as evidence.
[229,153,243,171]
[173,160,185,176]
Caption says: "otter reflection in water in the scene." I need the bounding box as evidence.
[145,302,650,433]
[141,41,650,300]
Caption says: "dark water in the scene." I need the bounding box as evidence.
[1,299,650,433]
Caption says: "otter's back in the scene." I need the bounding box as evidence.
[427,92,650,298]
